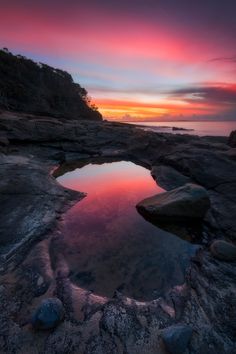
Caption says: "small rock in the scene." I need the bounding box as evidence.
[161,324,193,354]
[172,127,193,131]
[210,240,236,262]
[228,130,236,147]
[136,183,210,221]
[31,298,64,330]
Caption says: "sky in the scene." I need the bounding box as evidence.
[0,0,236,121]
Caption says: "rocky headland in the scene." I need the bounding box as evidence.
[0,49,102,121]
[0,51,236,354]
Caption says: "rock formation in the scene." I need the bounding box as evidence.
[228,130,236,147]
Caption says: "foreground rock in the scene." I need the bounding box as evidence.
[210,240,236,261]
[0,153,84,261]
[31,298,64,330]
[136,183,210,221]
[0,112,235,353]
[161,324,193,354]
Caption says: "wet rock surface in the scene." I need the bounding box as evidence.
[0,113,236,353]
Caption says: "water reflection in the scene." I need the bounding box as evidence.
[56,161,197,301]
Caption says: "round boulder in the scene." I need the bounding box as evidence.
[161,324,193,354]
[136,183,210,221]
[210,240,236,262]
[31,298,65,330]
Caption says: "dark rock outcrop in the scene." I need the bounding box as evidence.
[228,130,236,147]
[172,126,193,131]
[0,49,102,121]
[136,183,210,221]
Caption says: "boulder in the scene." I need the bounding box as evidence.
[161,324,193,354]
[31,298,65,330]
[228,130,236,148]
[210,240,236,262]
[136,183,210,221]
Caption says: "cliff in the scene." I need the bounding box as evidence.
[0,48,102,121]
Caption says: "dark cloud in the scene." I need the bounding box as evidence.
[1,0,236,38]
[169,84,236,105]
[209,56,236,63]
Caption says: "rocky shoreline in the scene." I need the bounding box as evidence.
[0,110,236,353]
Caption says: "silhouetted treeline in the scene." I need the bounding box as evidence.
[0,48,102,120]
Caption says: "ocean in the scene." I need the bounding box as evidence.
[126,121,236,137]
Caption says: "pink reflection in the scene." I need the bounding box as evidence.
[56,161,196,301]
[59,162,163,205]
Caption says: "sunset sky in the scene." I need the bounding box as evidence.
[0,0,236,121]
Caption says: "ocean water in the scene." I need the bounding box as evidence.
[127,121,236,137]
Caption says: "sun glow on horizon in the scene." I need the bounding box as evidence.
[93,97,225,121]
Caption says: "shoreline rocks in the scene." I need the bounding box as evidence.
[0,114,235,353]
